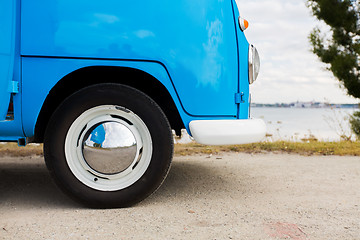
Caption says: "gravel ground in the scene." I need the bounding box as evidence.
[0,153,359,240]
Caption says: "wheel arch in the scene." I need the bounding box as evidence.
[33,66,184,143]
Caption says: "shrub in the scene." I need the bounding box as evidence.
[350,111,360,139]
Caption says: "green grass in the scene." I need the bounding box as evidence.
[0,141,359,157]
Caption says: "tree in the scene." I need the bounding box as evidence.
[307,0,360,139]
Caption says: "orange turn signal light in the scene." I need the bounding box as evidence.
[239,17,249,31]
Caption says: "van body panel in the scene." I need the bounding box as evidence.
[232,4,251,118]
[0,0,261,142]
[21,0,239,117]
[22,57,240,137]
[0,0,16,120]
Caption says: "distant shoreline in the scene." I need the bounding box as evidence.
[252,102,359,109]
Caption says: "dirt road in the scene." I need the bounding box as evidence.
[0,153,359,240]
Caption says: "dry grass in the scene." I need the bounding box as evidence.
[0,143,43,157]
[0,141,359,157]
[174,141,360,156]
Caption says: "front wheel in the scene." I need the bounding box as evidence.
[44,84,173,208]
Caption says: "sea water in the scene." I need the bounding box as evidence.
[175,107,358,143]
[251,107,358,141]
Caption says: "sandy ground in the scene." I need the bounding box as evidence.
[0,153,359,240]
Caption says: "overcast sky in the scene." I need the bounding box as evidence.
[237,0,358,104]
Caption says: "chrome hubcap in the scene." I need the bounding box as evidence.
[82,122,138,175]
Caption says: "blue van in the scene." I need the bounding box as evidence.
[1,0,265,207]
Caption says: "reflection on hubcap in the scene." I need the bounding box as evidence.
[82,122,138,175]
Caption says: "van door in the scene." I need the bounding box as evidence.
[0,0,16,120]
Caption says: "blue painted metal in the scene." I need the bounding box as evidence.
[21,0,240,117]
[22,58,185,136]
[0,0,25,141]
[231,0,251,119]
[22,57,233,136]
[0,92,25,140]
[0,0,255,141]
[235,92,244,104]
[7,81,19,93]
[0,0,16,120]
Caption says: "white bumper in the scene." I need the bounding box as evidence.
[189,119,266,145]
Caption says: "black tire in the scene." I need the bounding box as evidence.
[44,83,173,208]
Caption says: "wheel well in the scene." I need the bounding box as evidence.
[34,66,184,143]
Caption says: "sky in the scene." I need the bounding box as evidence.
[236,0,359,104]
